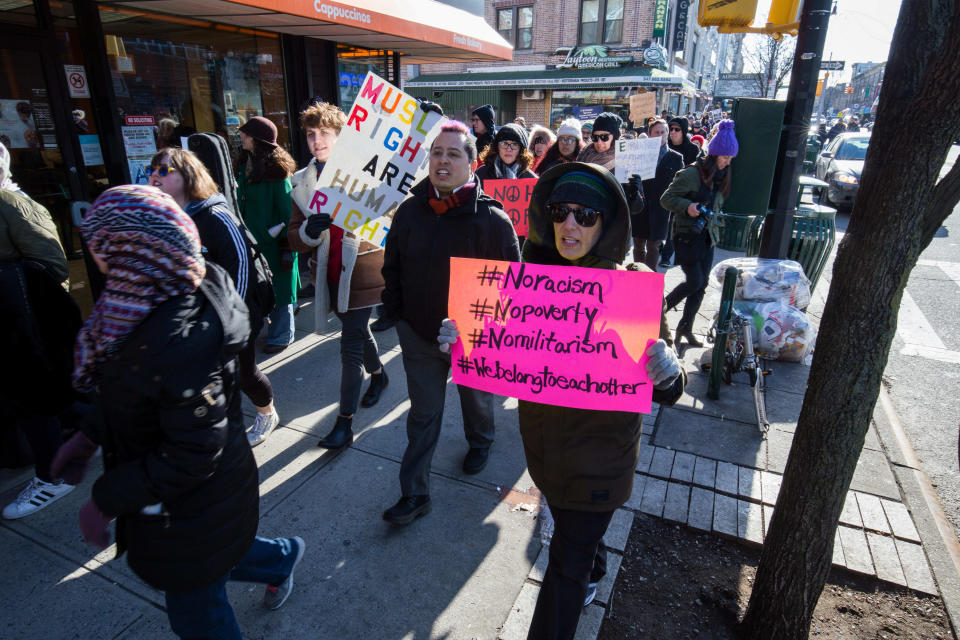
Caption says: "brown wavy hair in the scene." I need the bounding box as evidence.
[695,154,732,198]
[236,138,296,183]
[150,148,219,202]
[479,142,534,173]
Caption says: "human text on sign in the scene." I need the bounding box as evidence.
[304,72,445,247]
[614,137,661,182]
[483,178,536,237]
[448,257,665,413]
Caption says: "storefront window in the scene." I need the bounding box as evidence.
[98,5,286,182]
[337,46,391,108]
[549,88,631,128]
[0,0,38,27]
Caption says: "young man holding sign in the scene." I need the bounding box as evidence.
[381,121,520,525]
[438,162,684,639]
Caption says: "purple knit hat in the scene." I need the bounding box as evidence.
[709,119,739,157]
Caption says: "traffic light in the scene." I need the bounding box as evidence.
[698,0,759,28]
[767,0,803,25]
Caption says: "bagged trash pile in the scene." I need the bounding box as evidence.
[712,258,817,362]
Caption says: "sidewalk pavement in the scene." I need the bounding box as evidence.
[3,231,959,639]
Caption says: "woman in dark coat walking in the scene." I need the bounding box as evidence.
[662,120,739,348]
[474,123,538,188]
[51,185,304,639]
[632,119,684,271]
[438,162,685,639]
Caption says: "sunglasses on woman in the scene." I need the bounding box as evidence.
[591,133,611,142]
[145,164,178,177]
[548,203,602,227]
[669,127,682,132]
[558,136,578,145]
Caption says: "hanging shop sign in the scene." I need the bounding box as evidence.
[653,0,669,37]
[673,0,690,52]
[555,45,634,70]
[642,44,668,69]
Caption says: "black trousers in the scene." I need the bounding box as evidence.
[666,244,715,332]
[527,506,615,640]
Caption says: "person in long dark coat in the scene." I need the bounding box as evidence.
[632,119,684,271]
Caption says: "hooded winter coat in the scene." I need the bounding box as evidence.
[518,162,684,512]
[85,263,259,592]
[668,118,701,166]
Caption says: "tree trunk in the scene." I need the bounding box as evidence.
[741,2,960,638]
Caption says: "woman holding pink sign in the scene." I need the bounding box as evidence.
[439,162,685,640]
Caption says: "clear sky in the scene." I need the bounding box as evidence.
[748,0,903,84]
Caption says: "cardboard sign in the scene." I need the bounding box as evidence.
[629,92,656,123]
[306,71,445,247]
[449,257,665,413]
[483,178,536,237]
[614,137,662,182]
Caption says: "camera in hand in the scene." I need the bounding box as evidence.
[692,204,715,233]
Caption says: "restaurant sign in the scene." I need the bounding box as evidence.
[555,45,634,70]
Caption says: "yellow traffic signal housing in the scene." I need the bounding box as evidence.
[698,0,759,28]
[698,0,801,38]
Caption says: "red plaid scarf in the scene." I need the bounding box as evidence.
[428,182,476,215]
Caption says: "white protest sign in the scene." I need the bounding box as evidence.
[615,137,662,182]
[305,72,445,247]
[710,109,722,122]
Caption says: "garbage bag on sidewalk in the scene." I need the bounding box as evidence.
[732,301,815,362]
[711,257,812,309]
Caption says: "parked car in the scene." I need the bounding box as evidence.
[814,132,870,210]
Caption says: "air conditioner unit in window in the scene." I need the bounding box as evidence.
[521,89,544,100]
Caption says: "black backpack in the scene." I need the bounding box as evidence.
[188,133,275,316]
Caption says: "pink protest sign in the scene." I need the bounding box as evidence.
[483,178,536,236]
[449,257,665,413]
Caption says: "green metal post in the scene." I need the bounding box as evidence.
[708,266,739,400]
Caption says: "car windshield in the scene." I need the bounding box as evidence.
[836,138,869,160]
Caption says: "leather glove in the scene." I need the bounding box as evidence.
[417,99,444,117]
[626,174,645,203]
[304,213,332,240]
[79,499,113,550]
[50,431,99,485]
[280,250,295,273]
[437,318,460,354]
[645,339,682,390]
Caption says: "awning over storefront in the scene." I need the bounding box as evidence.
[405,66,684,90]
[98,0,513,63]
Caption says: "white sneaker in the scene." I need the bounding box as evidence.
[583,582,599,607]
[247,411,279,447]
[2,477,75,520]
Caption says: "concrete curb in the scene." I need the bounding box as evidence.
[874,385,960,639]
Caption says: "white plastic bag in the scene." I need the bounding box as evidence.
[711,257,812,309]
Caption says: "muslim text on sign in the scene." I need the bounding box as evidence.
[483,178,536,237]
[304,71,445,248]
[448,257,665,413]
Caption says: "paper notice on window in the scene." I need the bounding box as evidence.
[614,137,662,182]
[121,126,157,157]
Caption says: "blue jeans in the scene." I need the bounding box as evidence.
[164,536,299,640]
[267,303,295,346]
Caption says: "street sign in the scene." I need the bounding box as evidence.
[820,60,845,71]
[64,65,89,98]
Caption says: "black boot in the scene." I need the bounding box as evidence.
[360,371,389,408]
[675,326,703,348]
[317,415,353,449]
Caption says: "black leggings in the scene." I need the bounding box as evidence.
[237,315,274,408]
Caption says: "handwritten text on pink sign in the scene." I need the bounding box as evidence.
[449,258,665,413]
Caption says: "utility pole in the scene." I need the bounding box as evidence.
[759,0,832,259]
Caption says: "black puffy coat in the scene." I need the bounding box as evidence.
[86,263,259,592]
[634,147,685,242]
[381,177,520,343]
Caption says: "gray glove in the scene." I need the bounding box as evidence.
[645,339,681,390]
[437,318,459,353]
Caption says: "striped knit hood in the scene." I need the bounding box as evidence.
[74,185,205,391]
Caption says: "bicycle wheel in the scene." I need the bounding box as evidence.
[753,358,770,436]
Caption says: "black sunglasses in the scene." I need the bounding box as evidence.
[669,127,682,132]
[591,133,611,142]
[548,203,602,227]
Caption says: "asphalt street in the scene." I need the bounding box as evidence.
[882,144,960,535]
